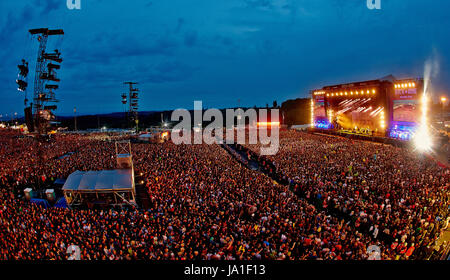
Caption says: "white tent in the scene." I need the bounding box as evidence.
[62,169,133,192]
[62,169,135,207]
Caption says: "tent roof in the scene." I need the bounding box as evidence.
[62,169,133,192]
[139,133,152,138]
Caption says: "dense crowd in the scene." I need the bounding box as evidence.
[245,130,450,260]
[0,128,448,260]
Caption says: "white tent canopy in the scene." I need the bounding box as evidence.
[62,169,133,192]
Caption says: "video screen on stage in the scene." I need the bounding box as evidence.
[393,87,419,123]
[331,97,382,130]
[314,101,326,118]
[393,99,418,123]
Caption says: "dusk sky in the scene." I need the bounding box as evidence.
[1,0,449,116]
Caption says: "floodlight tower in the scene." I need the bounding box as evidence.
[29,28,64,134]
[123,82,140,131]
[16,59,29,105]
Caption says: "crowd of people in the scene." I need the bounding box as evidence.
[245,130,450,260]
[0,128,448,260]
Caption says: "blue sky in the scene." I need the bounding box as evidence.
[0,0,449,115]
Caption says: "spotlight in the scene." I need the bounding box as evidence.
[414,94,432,152]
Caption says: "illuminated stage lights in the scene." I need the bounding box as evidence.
[310,99,314,127]
[257,121,280,127]
[325,89,376,98]
[395,82,416,89]
[414,94,432,152]
[380,111,385,128]
[315,120,332,129]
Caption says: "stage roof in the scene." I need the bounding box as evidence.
[62,169,133,192]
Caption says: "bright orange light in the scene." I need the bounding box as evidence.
[257,121,280,127]
[441,97,447,103]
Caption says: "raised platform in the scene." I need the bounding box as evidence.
[62,169,136,207]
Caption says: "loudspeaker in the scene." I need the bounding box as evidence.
[24,106,34,132]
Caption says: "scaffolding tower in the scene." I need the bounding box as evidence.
[122,82,140,131]
[29,28,64,134]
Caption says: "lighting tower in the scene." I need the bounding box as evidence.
[16,59,29,104]
[29,28,64,134]
[123,82,140,131]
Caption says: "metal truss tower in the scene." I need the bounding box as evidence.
[29,28,64,134]
[123,82,140,131]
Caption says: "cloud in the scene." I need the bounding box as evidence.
[33,0,62,15]
[175,18,185,33]
[184,31,197,47]
[65,32,178,65]
[2,0,450,114]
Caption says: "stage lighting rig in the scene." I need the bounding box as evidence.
[26,28,64,134]
[123,82,140,131]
